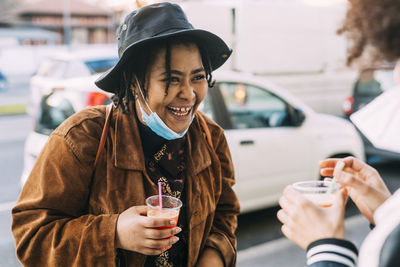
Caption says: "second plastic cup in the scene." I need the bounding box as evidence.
[292,180,339,208]
[146,195,182,229]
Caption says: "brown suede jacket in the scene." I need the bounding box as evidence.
[12,105,240,267]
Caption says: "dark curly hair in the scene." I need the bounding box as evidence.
[112,35,215,114]
[337,0,400,66]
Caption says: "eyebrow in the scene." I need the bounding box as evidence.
[161,67,205,76]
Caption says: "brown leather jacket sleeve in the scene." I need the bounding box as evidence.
[204,119,240,267]
[12,123,119,266]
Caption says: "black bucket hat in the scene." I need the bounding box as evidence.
[95,2,232,93]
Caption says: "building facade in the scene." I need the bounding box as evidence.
[13,0,115,45]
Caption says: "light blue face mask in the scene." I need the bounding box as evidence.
[135,78,193,140]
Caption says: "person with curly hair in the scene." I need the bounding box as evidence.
[337,0,400,66]
[277,0,400,266]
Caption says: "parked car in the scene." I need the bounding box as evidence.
[21,70,365,213]
[342,66,399,160]
[342,67,395,117]
[27,46,118,116]
[0,71,8,91]
[22,48,117,184]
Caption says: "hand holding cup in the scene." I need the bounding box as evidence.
[115,203,181,255]
[277,183,347,249]
[319,156,391,224]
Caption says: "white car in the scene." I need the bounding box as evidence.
[21,70,365,213]
[28,46,118,116]
[22,48,117,183]
[206,71,364,212]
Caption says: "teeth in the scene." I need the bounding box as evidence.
[169,106,191,116]
[169,106,191,112]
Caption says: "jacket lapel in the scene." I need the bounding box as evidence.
[185,117,212,217]
[187,117,213,175]
[185,117,214,264]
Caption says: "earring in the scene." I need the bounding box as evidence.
[122,96,128,106]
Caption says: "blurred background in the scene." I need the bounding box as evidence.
[0,0,399,266]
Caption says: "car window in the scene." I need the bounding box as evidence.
[64,60,91,78]
[36,59,68,79]
[218,82,289,129]
[84,58,119,74]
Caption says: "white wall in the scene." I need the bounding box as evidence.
[180,0,356,116]
[181,1,235,70]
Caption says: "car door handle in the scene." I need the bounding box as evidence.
[240,140,254,145]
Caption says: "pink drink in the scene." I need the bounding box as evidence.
[147,209,180,229]
[146,195,182,229]
[146,195,182,250]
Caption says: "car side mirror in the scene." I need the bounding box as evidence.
[291,108,306,126]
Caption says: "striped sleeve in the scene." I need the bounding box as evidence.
[306,238,358,267]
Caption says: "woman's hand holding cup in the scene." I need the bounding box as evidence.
[277,185,347,249]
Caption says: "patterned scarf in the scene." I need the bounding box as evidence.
[138,121,188,267]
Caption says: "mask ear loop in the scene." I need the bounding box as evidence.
[133,75,153,115]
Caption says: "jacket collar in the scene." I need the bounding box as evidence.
[113,109,212,175]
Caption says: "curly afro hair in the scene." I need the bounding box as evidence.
[338,0,400,66]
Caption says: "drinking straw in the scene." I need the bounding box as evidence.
[327,160,345,194]
[158,182,162,210]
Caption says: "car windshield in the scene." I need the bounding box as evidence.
[36,59,68,79]
[84,58,118,74]
[355,69,395,96]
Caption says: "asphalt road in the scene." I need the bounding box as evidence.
[0,114,28,267]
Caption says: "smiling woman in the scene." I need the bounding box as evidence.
[12,2,240,267]
[110,34,216,124]
[134,42,209,135]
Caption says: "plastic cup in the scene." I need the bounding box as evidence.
[146,195,182,229]
[292,180,339,208]
[146,195,182,250]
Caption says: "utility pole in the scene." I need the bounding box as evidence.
[231,7,236,70]
[63,0,71,46]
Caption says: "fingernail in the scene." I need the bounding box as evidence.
[175,227,182,234]
[173,237,179,243]
[335,161,345,171]
[169,220,176,225]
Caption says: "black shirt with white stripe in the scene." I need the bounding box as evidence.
[306,238,358,267]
